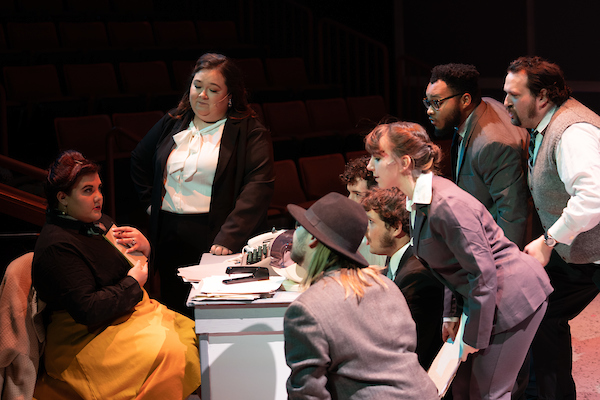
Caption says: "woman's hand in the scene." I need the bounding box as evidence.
[524,235,552,266]
[112,226,151,258]
[442,320,459,342]
[210,244,233,255]
[127,260,148,288]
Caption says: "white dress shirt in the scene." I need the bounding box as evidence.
[532,108,600,254]
[388,242,411,281]
[407,172,434,232]
[162,119,226,213]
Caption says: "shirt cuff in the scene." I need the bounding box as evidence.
[548,218,576,246]
[443,317,460,323]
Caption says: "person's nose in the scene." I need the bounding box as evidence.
[366,157,375,171]
[503,94,511,107]
[426,105,435,116]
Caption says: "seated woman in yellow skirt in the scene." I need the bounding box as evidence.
[32,150,201,400]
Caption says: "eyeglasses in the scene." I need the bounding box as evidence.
[422,93,464,111]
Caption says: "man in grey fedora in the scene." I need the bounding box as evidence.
[283,192,439,400]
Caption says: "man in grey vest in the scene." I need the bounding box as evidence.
[504,56,600,400]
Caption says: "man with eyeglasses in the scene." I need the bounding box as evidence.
[504,56,600,400]
[424,63,529,249]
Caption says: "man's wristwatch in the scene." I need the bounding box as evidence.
[544,231,558,248]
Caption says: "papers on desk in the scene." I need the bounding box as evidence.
[427,313,468,397]
[188,274,286,302]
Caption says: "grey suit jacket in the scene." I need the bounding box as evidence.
[284,270,439,400]
[456,98,529,248]
[412,176,553,350]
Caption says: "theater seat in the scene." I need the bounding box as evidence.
[298,154,347,200]
[111,110,164,150]
[269,160,314,228]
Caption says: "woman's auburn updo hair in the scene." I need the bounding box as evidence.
[365,121,442,176]
[45,150,99,210]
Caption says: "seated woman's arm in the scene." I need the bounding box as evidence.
[34,241,144,329]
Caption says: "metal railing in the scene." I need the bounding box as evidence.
[318,18,390,108]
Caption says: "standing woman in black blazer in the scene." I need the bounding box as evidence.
[131,53,275,316]
[364,121,552,400]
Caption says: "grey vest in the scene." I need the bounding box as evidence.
[530,98,600,264]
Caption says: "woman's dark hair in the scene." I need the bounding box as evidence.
[507,56,571,106]
[169,53,255,130]
[365,121,442,176]
[45,150,99,210]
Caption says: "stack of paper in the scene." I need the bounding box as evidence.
[188,274,285,303]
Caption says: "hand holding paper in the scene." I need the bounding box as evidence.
[111,225,151,257]
[104,224,148,267]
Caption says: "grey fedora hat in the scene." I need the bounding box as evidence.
[287,192,369,267]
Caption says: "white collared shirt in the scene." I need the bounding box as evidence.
[162,119,226,213]
[532,108,600,251]
[388,242,411,281]
[407,172,433,234]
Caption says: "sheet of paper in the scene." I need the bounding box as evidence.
[199,275,285,294]
[427,312,468,397]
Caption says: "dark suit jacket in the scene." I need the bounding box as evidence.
[392,246,444,369]
[456,98,529,248]
[412,175,553,349]
[130,111,275,252]
[284,270,439,400]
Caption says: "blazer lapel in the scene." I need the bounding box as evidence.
[456,101,486,178]
[393,246,414,285]
[213,118,240,184]
[412,204,428,256]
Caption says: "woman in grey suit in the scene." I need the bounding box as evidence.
[364,121,553,400]
[284,193,439,400]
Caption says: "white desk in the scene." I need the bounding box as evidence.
[188,254,299,400]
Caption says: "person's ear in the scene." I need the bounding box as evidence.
[400,155,411,172]
[391,224,406,239]
[308,236,319,248]
[57,191,67,206]
[462,93,472,108]
[537,88,550,109]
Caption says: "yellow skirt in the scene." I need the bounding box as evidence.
[34,290,201,400]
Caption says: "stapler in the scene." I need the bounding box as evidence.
[223,266,270,284]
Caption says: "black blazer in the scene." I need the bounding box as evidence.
[392,246,444,369]
[131,111,275,252]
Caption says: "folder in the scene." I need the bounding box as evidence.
[427,312,467,397]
